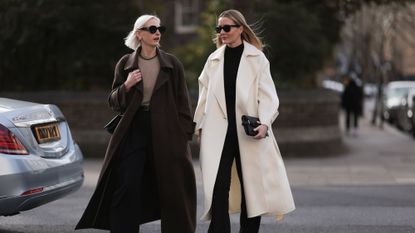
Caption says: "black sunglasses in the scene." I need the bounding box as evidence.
[139,25,166,34]
[215,24,240,33]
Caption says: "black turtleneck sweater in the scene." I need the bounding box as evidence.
[224,43,244,137]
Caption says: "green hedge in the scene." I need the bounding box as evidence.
[0,0,137,91]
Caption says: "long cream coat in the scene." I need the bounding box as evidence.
[194,41,295,221]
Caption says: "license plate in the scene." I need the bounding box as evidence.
[33,123,61,144]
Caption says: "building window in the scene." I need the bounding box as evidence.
[175,0,199,34]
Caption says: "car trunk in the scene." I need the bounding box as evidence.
[0,98,71,158]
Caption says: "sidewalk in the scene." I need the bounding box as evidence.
[84,111,415,187]
[283,110,415,186]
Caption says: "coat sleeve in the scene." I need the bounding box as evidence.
[193,61,209,136]
[108,55,134,113]
[174,57,196,140]
[257,54,279,128]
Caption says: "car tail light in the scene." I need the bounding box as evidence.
[0,124,29,155]
[21,187,44,196]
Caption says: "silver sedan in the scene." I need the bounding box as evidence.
[0,97,84,216]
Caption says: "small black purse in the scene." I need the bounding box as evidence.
[241,115,268,137]
[104,114,122,134]
[241,115,260,136]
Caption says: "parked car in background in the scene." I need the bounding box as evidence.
[321,80,344,93]
[363,83,378,98]
[382,81,415,124]
[411,93,415,138]
[321,79,377,97]
[395,89,415,133]
[0,98,84,216]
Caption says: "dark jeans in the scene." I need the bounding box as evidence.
[208,131,261,233]
[110,110,153,233]
[346,109,359,131]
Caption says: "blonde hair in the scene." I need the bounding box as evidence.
[124,15,160,50]
[214,9,263,50]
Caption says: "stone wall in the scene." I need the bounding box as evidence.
[275,90,345,156]
[1,89,343,158]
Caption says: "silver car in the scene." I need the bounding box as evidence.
[0,97,84,216]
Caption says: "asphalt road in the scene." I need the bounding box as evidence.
[1,182,414,233]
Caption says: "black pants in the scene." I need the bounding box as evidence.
[346,109,359,131]
[208,132,261,233]
[110,110,153,233]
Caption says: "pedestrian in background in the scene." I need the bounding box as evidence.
[341,74,363,135]
[76,14,196,233]
[193,9,295,233]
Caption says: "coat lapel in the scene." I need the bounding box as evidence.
[210,42,261,117]
[153,48,173,93]
[123,49,144,95]
[236,41,261,108]
[209,46,227,118]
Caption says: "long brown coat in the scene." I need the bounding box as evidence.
[75,48,196,233]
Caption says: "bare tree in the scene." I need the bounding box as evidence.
[335,2,415,126]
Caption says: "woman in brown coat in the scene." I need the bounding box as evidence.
[75,15,196,233]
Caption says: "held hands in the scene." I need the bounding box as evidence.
[253,123,268,139]
[125,69,142,91]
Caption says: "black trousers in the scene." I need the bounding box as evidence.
[208,131,261,233]
[346,109,359,131]
[110,110,154,233]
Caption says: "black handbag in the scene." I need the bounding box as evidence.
[104,114,122,134]
[241,115,268,137]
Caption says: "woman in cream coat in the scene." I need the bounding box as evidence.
[194,9,295,233]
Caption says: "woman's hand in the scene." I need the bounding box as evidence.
[125,69,142,91]
[253,123,268,139]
